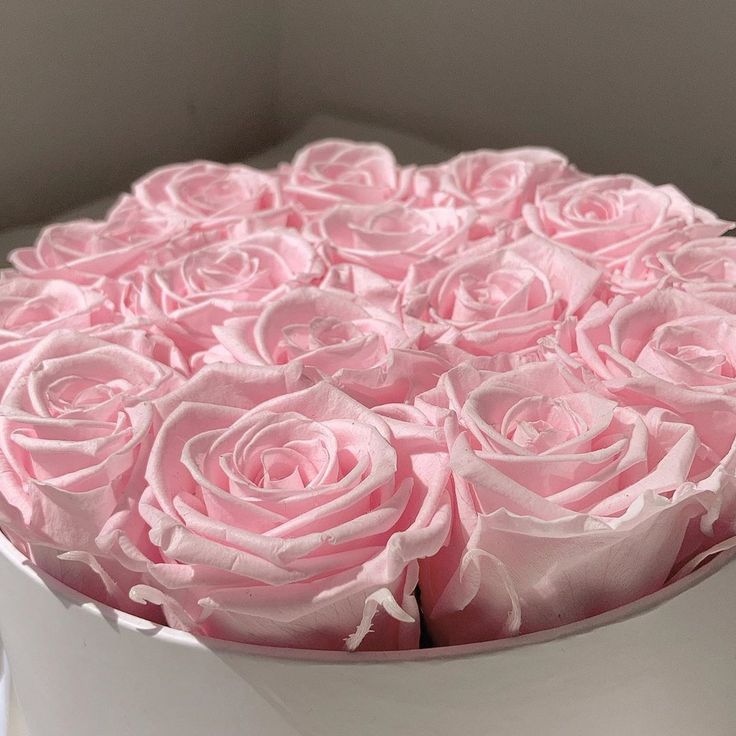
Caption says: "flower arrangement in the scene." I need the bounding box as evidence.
[0,140,734,652]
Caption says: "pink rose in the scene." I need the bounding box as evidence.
[284,139,410,213]
[8,197,191,285]
[114,376,449,651]
[523,175,731,269]
[113,195,267,272]
[206,287,448,405]
[573,289,736,456]
[659,237,736,281]
[410,147,572,238]
[306,203,476,281]
[0,278,116,390]
[0,329,185,614]
[122,230,324,357]
[613,236,736,300]
[132,161,288,226]
[404,235,600,357]
[416,359,720,645]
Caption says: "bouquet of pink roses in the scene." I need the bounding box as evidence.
[0,140,734,652]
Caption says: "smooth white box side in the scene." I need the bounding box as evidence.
[0,531,734,736]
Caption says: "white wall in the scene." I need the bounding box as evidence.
[0,1,278,229]
[3,3,734,228]
[278,1,736,219]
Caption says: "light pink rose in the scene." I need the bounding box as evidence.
[284,139,411,213]
[205,287,448,405]
[573,288,736,457]
[523,175,732,269]
[404,235,600,357]
[306,203,476,281]
[416,359,721,645]
[612,236,736,299]
[122,230,324,357]
[0,329,185,614]
[410,147,572,238]
[8,197,191,285]
[658,238,736,297]
[0,278,117,390]
[132,161,288,226]
[110,376,450,651]
[567,289,736,559]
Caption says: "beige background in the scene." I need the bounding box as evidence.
[278,1,736,219]
[1,1,734,229]
[0,1,278,229]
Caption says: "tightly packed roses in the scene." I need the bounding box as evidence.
[0,139,735,652]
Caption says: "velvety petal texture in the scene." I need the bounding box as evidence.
[0,330,185,615]
[117,377,450,650]
[417,360,728,644]
[0,137,733,652]
[284,139,411,214]
[121,229,324,358]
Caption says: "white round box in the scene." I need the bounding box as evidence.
[0,532,734,736]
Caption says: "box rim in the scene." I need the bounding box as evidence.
[1,530,733,665]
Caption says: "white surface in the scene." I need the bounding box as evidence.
[0,650,7,736]
[7,688,26,736]
[0,649,25,736]
[1,531,735,736]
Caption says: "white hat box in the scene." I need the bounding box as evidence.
[0,531,734,736]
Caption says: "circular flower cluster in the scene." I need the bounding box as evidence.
[0,140,734,651]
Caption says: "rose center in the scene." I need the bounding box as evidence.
[45,376,132,417]
[223,422,336,492]
[647,323,736,379]
[316,163,373,186]
[188,251,259,291]
[569,193,619,222]
[282,317,363,354]
[259,447,314,490]
[478,162,524,195]
[669,344,731,375]
[459,270,525,306]
[502,396,587,453]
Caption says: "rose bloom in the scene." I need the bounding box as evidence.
[121,230,324,358]
[106,371,450,651]
[573,288,736,452]
[0,329,185,614]
[132,161,289,226]
[523,175,731,270]
[416,359,725,645]
[203,286,448,406]
[283,139,411,214]
[8,196,192,285]
[409,147,572,238]
[0,277,116,390]
[403,235,600,358]
[306,203,476,281]
[612,236,736,301]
